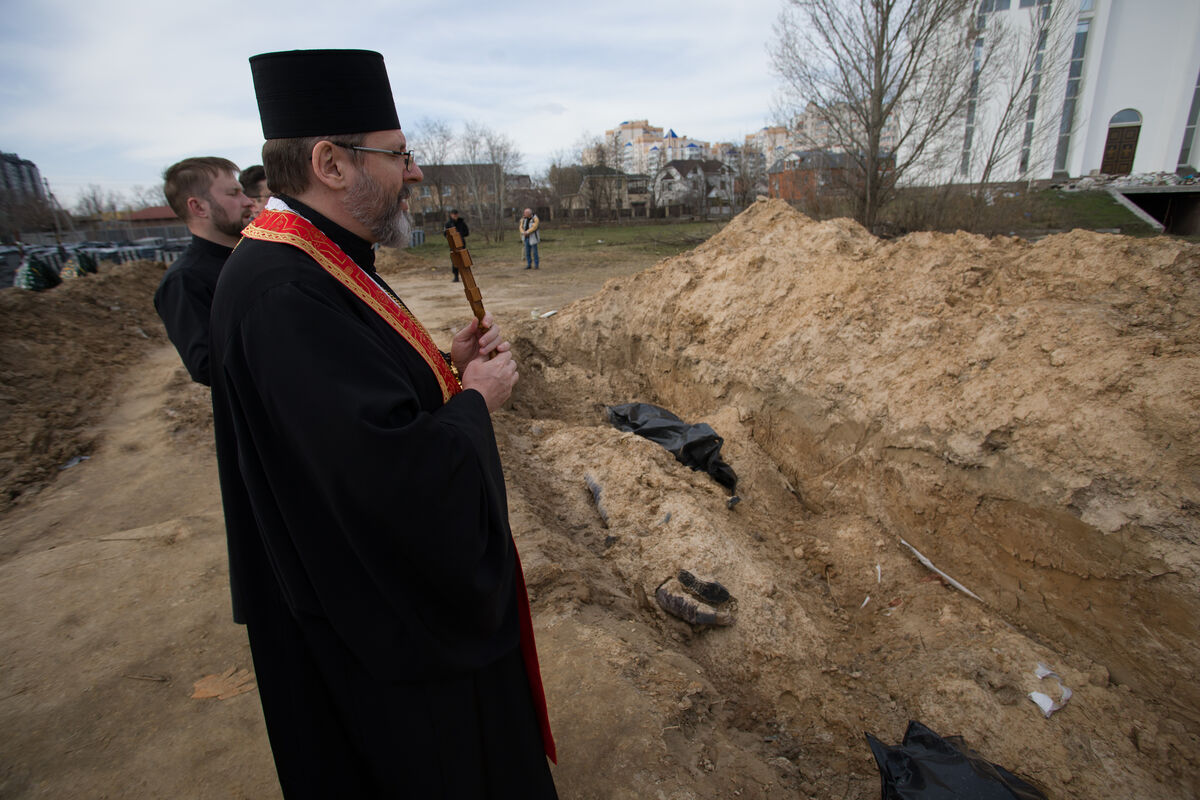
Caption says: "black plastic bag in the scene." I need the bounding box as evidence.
[866,720,1046,800]
[607,403,737,492]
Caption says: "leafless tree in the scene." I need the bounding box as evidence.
[543,147,582,216]
[74,184,124,218]
[483,128,522,241]
[409,117,455,218]
[455,121,494,242]
[771,0,982,231]
[579,133,623,221]
[960,0,1075,192]
[128,184,166,210]
[644,146,670,216]
[728,144,767,211]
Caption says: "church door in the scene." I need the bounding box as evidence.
[1100,109,1142,175]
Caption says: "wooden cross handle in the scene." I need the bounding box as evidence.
[444,226,488,334]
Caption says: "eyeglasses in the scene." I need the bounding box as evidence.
[330,142,417,170]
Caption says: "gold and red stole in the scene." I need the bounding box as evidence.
[239,203,557,762]
[242,205,461,402]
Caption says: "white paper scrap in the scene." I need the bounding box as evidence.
[1028,663,1073,717]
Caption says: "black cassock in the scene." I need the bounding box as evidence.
[154,234,233,386]
[209,197,556,798]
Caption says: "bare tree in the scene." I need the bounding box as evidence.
[484,128,522,241]
[644,146,670,216]
[544,147,582,217]
[960,1,1075,192]
[409,117,455,219]
[771,0,981,231]
[129,184,166,210]
[579,133,623,220]
[729,144,767,211]
[74,184,125,218]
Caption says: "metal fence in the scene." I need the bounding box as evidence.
[21,223,190,247]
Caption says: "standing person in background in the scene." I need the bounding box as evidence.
[519,207,539,270]
[209,48,556,798]
[153,157,253,385]
[239,164,271,223]
[444,208,469,282]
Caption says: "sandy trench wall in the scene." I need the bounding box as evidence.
[511,199,1200,728]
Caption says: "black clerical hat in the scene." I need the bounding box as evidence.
[250,49,400,139]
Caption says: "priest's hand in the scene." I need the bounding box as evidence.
[450,312,507,372]
[461,349,518,412]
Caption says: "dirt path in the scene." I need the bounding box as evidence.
[0,346,277,798]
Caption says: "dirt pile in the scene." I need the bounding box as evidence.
[505,199,1199,797]
[0,262,167,513]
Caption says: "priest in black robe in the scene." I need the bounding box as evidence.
[208,49,557,798]
[153,157,254,385]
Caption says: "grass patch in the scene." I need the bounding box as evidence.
[407,219,728,265]
[877,185,1162,238]
[1029,190,1160,235]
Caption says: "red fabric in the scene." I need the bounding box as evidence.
[514,549,556,763]
[243,208,460,401]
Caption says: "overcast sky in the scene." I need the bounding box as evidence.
[0,0,786,210]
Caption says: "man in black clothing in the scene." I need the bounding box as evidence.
[444,207,469,281]
[239,163,271,223]
[208,49,557,798]
[153,157,253,385]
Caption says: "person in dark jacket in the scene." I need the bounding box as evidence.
[240,164,271,223]
[153,157,253,385]
[444,208,469,281]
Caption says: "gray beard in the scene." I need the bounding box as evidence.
[344,170,413,248]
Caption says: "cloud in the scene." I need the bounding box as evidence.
[3,0,784,204]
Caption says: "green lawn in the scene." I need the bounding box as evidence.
[1027,189,1161,236]
[408,219,729,265]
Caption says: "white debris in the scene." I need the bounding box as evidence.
[1029,662,1073,718]
[899,539,983,602]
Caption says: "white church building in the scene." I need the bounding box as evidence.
[954,0,1200,181]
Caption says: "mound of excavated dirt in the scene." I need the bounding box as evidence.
[504,199,1199,798]
[0,262,167,513]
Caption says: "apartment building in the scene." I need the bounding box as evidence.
[596,120,715,174]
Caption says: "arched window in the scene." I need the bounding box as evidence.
[1109,109,1142,126]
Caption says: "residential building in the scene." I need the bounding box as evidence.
[595,120,715,174]
[655,159,735,216]
[744,126,793,170]
[790,102,900,157]
[127,205,180,229]
[1,152,45,200]
[411,163,505,218]
[768,150,859,205]
[561,165,651,218]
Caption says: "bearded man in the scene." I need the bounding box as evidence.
[208,49,557,798]
[153,157,253,385]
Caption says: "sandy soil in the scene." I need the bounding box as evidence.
[1,204,1197,798]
